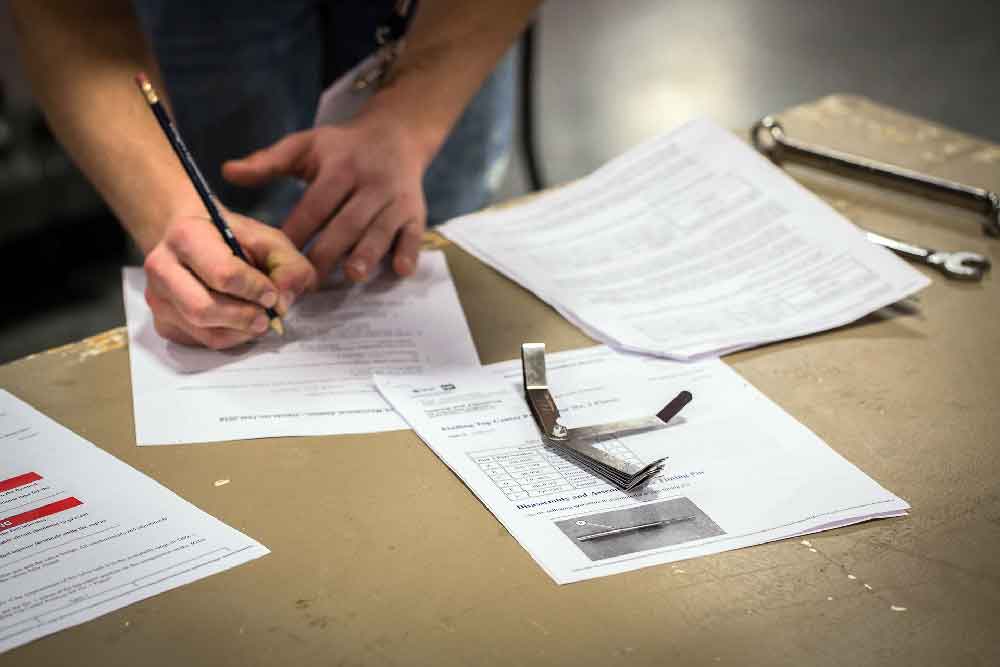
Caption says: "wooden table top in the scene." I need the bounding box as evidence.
[1,96,998,666]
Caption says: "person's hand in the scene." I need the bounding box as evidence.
[221,114,428,283]
[143,208,317,349]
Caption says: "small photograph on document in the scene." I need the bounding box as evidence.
[555,497,724,561]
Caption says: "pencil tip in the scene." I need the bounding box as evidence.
[269,317,285,336]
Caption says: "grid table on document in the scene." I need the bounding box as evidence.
[469,441,645,500]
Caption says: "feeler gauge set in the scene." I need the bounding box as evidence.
[520,343,692,490]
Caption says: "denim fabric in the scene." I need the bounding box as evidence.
[424,52,514,224]
[133,1,514,227]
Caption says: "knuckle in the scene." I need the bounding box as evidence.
[295,203,330,234]
[262,225,287,245]
[339,211,369,236]
[365,230,392,255]
[396,199,427,228]
[410,201,428,225]
[153,319,191,346]
[284,264,317,292]
[240,306,260,330]
[163,223,182,243]
[152,318,172,340]
[215,265,245,293]
[328,170,352,193]
[339,152,360,175]
[398,219,421,241]
[204,333,232,351]
[181,297,213,326]
[144,289,169,317]
[291,258,316,280]
[166,221,194,247]
[351,248,376,267]
[143,249,168,280]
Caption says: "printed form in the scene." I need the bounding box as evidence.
[0,391,268,654]
[441,118,930,360]
[375,346,908,584]
[123,250,479,445]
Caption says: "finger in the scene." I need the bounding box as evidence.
[146,288,199,345]
[281,169,354,248]
[145,250,271,333]
[393,219,424,277]
[241,226,318,314]
[146,288,258,350]
[167,222,279,309]
[221,131,315,187]
[307,189,391,280]
[152,317,200,347]
[344,198,407,282]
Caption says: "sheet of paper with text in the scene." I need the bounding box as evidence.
[0,391,268,653]
[375,346,908,584]
[441,118,930,359]
[123,250,479,445]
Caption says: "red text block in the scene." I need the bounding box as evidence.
[0,472,42,494]
[0,497,83,532]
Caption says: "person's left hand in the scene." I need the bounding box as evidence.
[222,114,429,283]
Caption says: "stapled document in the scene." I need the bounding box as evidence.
[0,391,268,653]
[441,118,930,359]
[375,346,909,584]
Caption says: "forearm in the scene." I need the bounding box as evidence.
[363,0,541,166]
[9,0,200,253]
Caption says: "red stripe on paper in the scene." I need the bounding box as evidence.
[0,472,42,493]
[0,497,83,532]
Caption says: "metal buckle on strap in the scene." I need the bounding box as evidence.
[353,0,419,91]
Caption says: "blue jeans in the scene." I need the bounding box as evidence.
[134,0,514,227]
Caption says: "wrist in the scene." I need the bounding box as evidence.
[129,180,209,255]
[359,79,455,170]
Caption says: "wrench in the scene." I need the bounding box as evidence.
[751,116,1000,237]
[864,230,990,281]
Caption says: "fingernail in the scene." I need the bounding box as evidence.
[260,291,278,308]
[252,314,269,333]
[347,259,367,280]
[277,290,295,315]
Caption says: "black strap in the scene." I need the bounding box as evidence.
[376,0,419,45]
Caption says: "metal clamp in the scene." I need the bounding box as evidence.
[521,343,692,490]
[751,116,1000,238]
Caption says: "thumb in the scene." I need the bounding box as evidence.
[222,131,314,187]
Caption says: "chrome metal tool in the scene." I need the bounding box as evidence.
[521,343,692,490]
[751,115,1000,238]
[865,230,990,281]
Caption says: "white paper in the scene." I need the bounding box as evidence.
[441,118,930,360]
[375,346,908,584]
[0,391,268,653]
[123,250,479,445]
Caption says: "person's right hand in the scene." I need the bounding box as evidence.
[143,208,317,349]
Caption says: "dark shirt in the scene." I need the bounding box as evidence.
[131,1,396,215]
